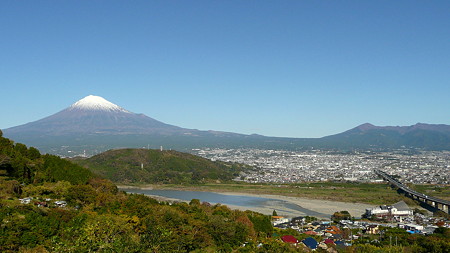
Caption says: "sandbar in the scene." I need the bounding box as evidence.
[120,186,373,219]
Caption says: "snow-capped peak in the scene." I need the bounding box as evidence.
[69,95,131,113]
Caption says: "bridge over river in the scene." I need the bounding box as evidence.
[375,169,450,214]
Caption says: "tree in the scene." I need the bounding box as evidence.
[189,199,201,206]
[247,213,273,236]
[331,210,351,222]
[434,227,450,238]
[27,147,41,160]
[272,210,278,216]
[65,184,96,206]
[304,216,317,223]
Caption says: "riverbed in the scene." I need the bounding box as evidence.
[122,187,373,219]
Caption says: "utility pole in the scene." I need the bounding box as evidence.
[350,229,353,245]
[390,235,392,252]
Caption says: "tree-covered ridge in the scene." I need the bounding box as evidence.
[0,182,275,252]
[0,133,276,252]
[0,130,93,185]
[73,148,249,184]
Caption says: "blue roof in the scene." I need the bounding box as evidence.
[335,240,345,246]
[302,237,318,249]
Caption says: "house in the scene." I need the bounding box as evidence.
[365,201,413,219]
[398,223,424,233]
[331,233,343,240]
[321,221,331,225]
[325,226,342,235]
[304,230,318,236]
[304,223,320,231]
[54,200,67,207]
[339,220,352,225]
[302,237,318,250]
[324,239,335,245]
[317,242,330,250]
[291,216,305,224]
[421,226,438,235]
[391,201,413,217]
[20,197,33,204]
[364,225,379,234]
[281,235,299,244]
[35,201,48,207]
[274,222,290,229]
[335,240,345,246]
[272,216,289,226]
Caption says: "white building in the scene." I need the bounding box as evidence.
[19,197,33,204]
[365,201,413,219]
[398,223,424,232]
[272,216,289,226]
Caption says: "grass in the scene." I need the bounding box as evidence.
[408,184,450,201]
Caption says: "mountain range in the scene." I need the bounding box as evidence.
[3,95,450,155]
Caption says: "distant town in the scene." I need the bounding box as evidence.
[192,148,450,185]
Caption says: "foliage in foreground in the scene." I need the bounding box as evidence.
[1,177,278,252]
[0,133,274,252]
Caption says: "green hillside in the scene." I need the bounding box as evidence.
[73,148,249,184]
[0,131,277,252]
[0,131,93,185]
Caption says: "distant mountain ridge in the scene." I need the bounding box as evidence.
[322,123,450,150]
[349,123,450,135]
[3,95,450,153]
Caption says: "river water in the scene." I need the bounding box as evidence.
[123,188,329,218]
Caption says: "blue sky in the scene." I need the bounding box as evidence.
[1,1,449,138]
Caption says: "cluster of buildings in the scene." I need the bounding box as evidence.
[379,151,450,184]
[364,201,413,221]
[19,197,67,208]
[272,217,350,251]
[193,148,449,184]
[271,207,448,251]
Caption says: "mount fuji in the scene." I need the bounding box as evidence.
[3,95,253,155]
[5,95,188,136]
[3,95,450,155]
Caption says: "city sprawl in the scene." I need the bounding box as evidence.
[193,149,450,185]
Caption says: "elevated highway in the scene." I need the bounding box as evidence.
[375,169,450,214]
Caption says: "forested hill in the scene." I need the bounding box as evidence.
[73,148,250,184]
[0,130,278,252]
[0,130,93,185]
